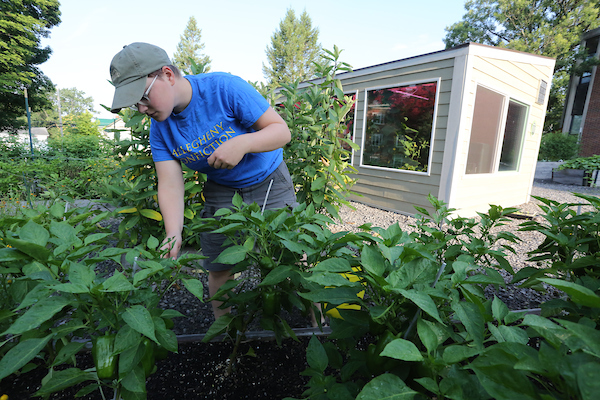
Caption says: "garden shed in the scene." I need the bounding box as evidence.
[335,42,555,217]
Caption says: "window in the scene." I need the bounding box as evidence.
[362,81,438,172]
[466,85,529,174]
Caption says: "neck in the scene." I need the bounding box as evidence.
[173,77,192,114]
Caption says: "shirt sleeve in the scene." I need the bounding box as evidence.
[224,75,270,130]
[149,124,175,162]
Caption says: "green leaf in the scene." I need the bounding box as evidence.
[299,287,361,305]
[311,257,352,273]
[35,368,96,396]
[184,208,195,219]
[538,278,600,308]
[213,245,247,265]
[380,338,424,361]
[259,265,294,286]
[0,247,28,262]
[556,319,600,357]
[4,237,52,262]
[155,321,178,352]
[361,245,386,277]
[84,232,112,246]
[306,272,362,288]
[114,325,141,354]
[522,314,569,348]
[417,318,439,355]
[452,301,485,349]
[356,373,420,399]
[102,271,136,292]
[51,341,86,367]
[492,296,509,323]
[3,296,71,335]
[182,278,204,300]
[488,323,530,344]
[399,289,444,324]
[202,314,234,342]
[578,362,600,400]
[0,335,53,379]
[122,305,157,342]
[20,220,49,246]
[306,335,328,373]
[68,262,95,288]
[120,366,146,393]
[443,345,481,364]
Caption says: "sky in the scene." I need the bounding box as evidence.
[39,0,467,119]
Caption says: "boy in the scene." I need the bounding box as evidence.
[109,42,298,318]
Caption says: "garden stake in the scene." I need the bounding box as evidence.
[261,179,274,214]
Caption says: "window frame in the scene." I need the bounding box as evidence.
[359,78,441,176]
[465,83,531,176]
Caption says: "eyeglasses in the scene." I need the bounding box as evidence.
[130,75,158,111]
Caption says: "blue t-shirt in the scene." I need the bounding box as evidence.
[150,72,283,188]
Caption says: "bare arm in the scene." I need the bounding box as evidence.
[207,107,290,169]
[156,160,185,258]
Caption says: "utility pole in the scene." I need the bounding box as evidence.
[57,88,64,137]
[24,88,34,157]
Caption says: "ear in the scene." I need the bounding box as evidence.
[161,66,177,85]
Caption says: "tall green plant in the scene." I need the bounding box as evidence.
[103,109,205,247]
[278,46,359,220]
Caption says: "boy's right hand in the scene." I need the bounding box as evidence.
[161,233,182,259]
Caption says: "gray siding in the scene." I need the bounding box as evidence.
[339,58,455,215]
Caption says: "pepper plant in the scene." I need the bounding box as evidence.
[0,200,205,400]
[278,46,359,220]
[192,194,369,374]
[285,194,600,400]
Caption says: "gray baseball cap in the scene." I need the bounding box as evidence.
[109,42,171,113]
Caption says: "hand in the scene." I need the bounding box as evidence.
[207,136,247,169]
[161,233,182,259]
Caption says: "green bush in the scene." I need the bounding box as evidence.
[0,156,118,202]
[558,154,600,171]
[46,133,114,159]
[538,132,579,161]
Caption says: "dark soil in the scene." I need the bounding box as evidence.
[7,337,312,400]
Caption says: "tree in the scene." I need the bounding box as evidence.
[56,87,96,116]
[444,0,600,132]
[172,16,211,75]
[31,87,96,136]
[0,0,61,131]
[263,8,321,88]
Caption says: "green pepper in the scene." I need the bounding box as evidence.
[92,334,118,380]
[140,338,156,377]
[262,290,281,317]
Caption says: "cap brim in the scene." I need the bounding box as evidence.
[110,76,147,113]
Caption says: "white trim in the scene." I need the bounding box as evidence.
[439,54,469,204]
[359,78,441,176]
[330,43,554,85]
